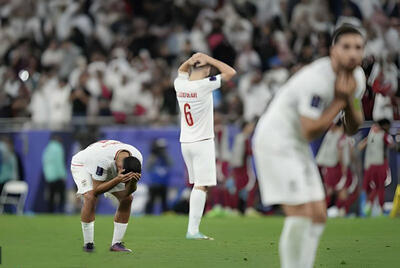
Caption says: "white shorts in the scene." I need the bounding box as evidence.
[253,145,325,206]
[71,161,125,196]
[181,139,217,186]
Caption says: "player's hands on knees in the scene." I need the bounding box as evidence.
[334,71,356,102]
[116,170,135,183]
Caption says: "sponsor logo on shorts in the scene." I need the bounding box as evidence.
[82,179,87,187]
[209,76,216,81]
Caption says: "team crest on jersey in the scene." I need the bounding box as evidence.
[311,95,322,108]
[96,166,104,176]
[209,76,216,81]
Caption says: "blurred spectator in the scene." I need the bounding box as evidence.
[145,138,173,214]
[42,135,67,213]
[0,136,19,194]
[70,71,91,117]
[0,0,398,127]
[358,119,395,216]
[316,122,345,209]
[206,112,234,216]
[230,121,258,215]
[48,77,72,129]
[238,69,272,121]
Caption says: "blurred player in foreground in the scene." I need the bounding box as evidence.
[253,25,366,268]
[174,52,236,240]
[71,140,142,252]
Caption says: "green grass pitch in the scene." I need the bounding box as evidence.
[0,215,398,267]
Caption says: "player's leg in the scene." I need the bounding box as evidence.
[363,167,373,216]
[58,179,66,213]
[71,163,97,252]
[81,190,97,250]
[280,203,313,268]
[48,181,56,213]
[186,140,215,240]
[336,189,348,216]
[297,161,327,268]
[300,200,327,268]
[376,165,387,211]
[160,185,168,213]
[366,167,379,215]
[110,190,133,252]
[145,186,156,214]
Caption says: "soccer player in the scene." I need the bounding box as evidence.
[174,52,236,240]
[358,118,394,216]
[231,120,258,215]
[316,121,345,206]
[253,25,366,268]
[71,139,142,252]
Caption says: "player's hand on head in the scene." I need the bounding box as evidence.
[117,170,135,183]
[334,71,356,101]
[131,173,141,182]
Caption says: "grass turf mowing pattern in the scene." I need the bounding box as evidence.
[0,215,398,268]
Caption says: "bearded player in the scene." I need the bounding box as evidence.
[253,25,366,268]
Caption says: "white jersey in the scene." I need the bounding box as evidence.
[315,129,343,167]
[71,140,143,181]
[174,72,222,143]
[254,57,366,154]
[364,126,393,168]
[338,135,353,167]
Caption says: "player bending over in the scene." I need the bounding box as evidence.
[71,140,142,252]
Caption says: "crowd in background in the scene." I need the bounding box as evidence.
[0,0,399,130]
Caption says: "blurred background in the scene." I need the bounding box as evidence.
[0,0,399,218]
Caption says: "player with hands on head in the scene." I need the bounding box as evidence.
[174,52,236,240]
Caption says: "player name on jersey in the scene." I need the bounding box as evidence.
[178,92,198,98]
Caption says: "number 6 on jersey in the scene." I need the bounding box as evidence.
[184,103,194,126]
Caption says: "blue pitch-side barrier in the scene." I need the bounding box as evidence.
[4,125,399,214]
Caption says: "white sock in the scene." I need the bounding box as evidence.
[300,223,325,268]
[81,221,94,245]
[187,188,206,235]
[279,216,312,268]
[112,222,128,245]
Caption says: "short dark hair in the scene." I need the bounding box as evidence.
[122,156,141,174]
[189,62,211,76]
[377,118,391,128]
[335,119,343,127]
[331,24,364,45]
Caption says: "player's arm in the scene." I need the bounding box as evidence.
[193,53,236,81]
[92,170,135,196]
[178,57,196,74]
[384,133,396,149]
[300,99,347,141]
[357,137,367,151]
[301,71,357,141]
